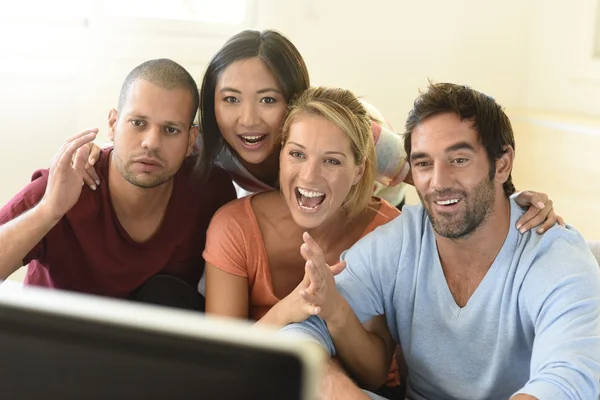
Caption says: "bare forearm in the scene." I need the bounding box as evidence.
[327,300,390,390]
[318,360,371,400]
[256,303,287,328]
[0,203,58,279]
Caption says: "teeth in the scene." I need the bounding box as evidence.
[436,199,460,205]
[298,201,317,211]
[298,188,324,198]
[241,135,264,140]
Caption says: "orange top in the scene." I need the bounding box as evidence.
[203,195,402,387]
[204,195,400,320]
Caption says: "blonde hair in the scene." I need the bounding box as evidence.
[281,86,376,220]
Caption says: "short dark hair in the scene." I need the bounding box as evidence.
[404,82,516,196]
[196,29,310,175]
[118,58,199,125]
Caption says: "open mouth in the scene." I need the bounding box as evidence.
[239,134,268,147]
[435,198,461,207]
[295,187,326,212]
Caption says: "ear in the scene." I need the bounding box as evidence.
[186,124,200,156]
[107,109,118,142]
[494,145,514,184]
[353,159,366,185]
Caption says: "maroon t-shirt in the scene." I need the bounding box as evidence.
[0,148,236,298]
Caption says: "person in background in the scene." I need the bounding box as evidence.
[0,59,235,310]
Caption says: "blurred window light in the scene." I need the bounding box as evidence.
[0,0,92,18]
[0,0,249,24]
[101,0,248,25]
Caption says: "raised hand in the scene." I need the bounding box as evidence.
[298,232,346,322]
[41,129,98,221]
[274,267,320,325]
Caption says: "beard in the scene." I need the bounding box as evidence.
[113,150,173,189]
[419,178,496,239]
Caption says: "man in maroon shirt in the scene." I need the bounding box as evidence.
[0,59,235,309]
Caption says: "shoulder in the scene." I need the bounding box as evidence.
[95,148,113,177]
[509,198,598,277]
[361,197,400,236]
[175,157,236,202]
[205,197,255,256]
[348,202,427,260]
[205,164,234,187]
[209,196,254,230]
[517,222,600,312]
[0,168,49,223]
[521,224,600,278]
[375,198,401,221]
[379,202,428,235]
[178,156,231,188]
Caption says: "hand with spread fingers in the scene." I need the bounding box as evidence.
[514,190,565,234]
[298,232,347,322]
[42,129,99,221]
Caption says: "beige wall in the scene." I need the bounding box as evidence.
[523,0,600,117]
[281,0,536,129]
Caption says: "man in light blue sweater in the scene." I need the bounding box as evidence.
[281,83,600,399]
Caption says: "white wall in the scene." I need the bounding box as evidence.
[280,0,536,129]
[523,0,600,116]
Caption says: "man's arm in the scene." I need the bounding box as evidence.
[0,129,97,280]
[294,230,399,389]
[318,360,372,400]
[516,232,600,399]
[326,306,395,390]
[0,204,61,279]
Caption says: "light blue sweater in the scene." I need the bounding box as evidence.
[280,199,600,399]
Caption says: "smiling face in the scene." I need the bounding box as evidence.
[214,57,288,166]
[108,79,197,188]
[410,112,498,239]
[279,114,364,229]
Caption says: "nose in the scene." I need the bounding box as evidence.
[430,162,453,191]
[141,125,161,151]
[299,159,321,184]
[239,102,261,128]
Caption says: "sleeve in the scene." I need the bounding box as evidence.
[516,230,600,399]
[279,218,404,356]
[359,99,410,187]
[202,202,250,278]
[0,170,49,264]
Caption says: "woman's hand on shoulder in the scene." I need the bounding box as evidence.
[514,190,565,234]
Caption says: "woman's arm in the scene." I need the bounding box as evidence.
[205,262,249,319]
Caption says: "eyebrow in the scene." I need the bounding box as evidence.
[287,141,347,157]
[446,141,476,153]
[410,141,476,162]
[129,114,186,128]
[219,87,282,95]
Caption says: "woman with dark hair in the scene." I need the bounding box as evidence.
[195,29,416,209]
